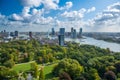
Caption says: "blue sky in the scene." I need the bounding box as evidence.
[0,0,120,32]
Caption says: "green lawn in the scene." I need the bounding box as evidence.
[12,61,34,73]
[44,63,57,79]
[12,62,57,79]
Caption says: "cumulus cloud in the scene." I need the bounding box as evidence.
[106,2,120,12]
[12,14,23,21]
[59,1,73,10]
[87,7,96,13]
[0,13,55,32]
[42,0,59,10]
[22,7,31,17]
[9,0,73,24]
[0,1,72,32]
[20,0,42,7]
[94,2,120,24]
[1,1,120,32]
[11,7,32,22]
[9,0,66,23]
[61,8,86,19]
[61,7,96,21]
[66,2,73,9]
[20,0,60,10]
[10,7,53,24]
[86,2,120,32]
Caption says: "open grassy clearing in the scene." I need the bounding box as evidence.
[12,61,57,79]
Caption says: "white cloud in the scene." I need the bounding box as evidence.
[10,7,54,24]
[21,0,60,10]
[1,1,120,32]
[9,0,72,24]
[42,0,59,10]
[59,1,73,10]
[94,2,120,23]
[65,2,73,10]
[12,14,23,21]
[32,8,44,15]
[61,11,83,20]
[85,2,120,32]
[60,7,95,20]
[20,0,42,7]
[11,7,31,21]
[106,2,120,12]
[61,7,96,21]
[87,7,96,13]
[22,7,31,17]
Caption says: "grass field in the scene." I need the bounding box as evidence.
[12,61,57,79]
[44,63,57,79]
[12,61,34,73]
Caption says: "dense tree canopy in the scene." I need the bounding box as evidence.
[0,40,120,80]
[53,58,84,80]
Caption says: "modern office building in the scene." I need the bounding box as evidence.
[73,29,77,39]
[29,31,32,38]
[58,28,65,46]
[10,32,14,37]
[79,28,82,38]
[14,31,18,37]
[71,27,74,33]
[3,30,6,33]
[51,28,55,36]
[71,27,77,39]
[71,27,74,38]
[58,34,64,46]
[60,28,65,35]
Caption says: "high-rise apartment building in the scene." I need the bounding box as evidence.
[58,34,64,46]
[52,28,55,36]
[60,28,65,35]
[29,31,32,38]
[14,31,18,37]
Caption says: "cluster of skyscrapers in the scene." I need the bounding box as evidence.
[0,27,83,45]
[71,27,77,39]
[0,30,34,42]
[57,27,83,46]
[10,31,19,37]
[0,30,19,38]
[71,27,82,38]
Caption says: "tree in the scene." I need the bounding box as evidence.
[28,52,34,61]
[104,71,116,80]
[114,61,120,73]
[0,66,18,79]
[0,52,11,64]
[59,72,72,80]
[31,62,38,78]
[88,68,101,80]
[3,59,15,68]
[53,58,84,80]
[39,67,44,80]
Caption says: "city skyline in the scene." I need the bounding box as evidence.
[0,0,120,32]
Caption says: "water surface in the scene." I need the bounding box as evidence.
[65,37,120,52]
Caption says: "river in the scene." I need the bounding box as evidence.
[65,37,120,52]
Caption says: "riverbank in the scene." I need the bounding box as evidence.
[65,37,120,52]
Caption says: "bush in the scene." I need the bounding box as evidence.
[3,59,15,68]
